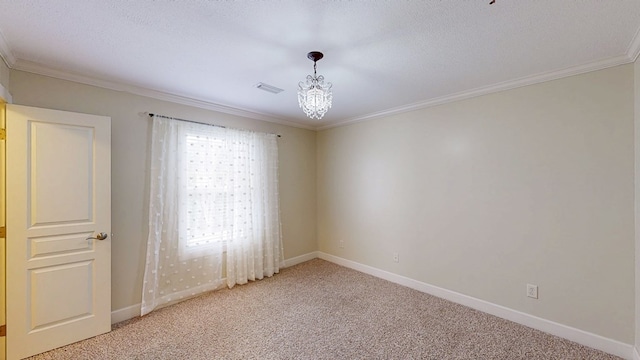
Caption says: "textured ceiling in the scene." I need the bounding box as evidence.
[0,1,639,129]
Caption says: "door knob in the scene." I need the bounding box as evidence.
[86,232,108,241]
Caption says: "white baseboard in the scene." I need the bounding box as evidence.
[110,252,633,358]
[318,252,634,360]
[111,251,321,324]
[283,251,319,268]
[111,303,141,324]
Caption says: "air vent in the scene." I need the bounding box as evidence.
[255,82,284,94]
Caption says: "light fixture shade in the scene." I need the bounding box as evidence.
[298,75,332,119]
[298,51,332,119]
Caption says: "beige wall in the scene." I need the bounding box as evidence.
[8,70,317,311]
[7,62,637,345]
[318,65,635,343]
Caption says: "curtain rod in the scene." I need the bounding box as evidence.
[147,113,281,138]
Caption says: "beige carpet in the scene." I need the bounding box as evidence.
[29,259,619,359]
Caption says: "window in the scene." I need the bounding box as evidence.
[182,133,224,250]
[180,130,234,257]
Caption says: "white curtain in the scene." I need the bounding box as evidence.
[142,116,284,316]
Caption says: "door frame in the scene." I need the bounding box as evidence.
[0,84,10,360]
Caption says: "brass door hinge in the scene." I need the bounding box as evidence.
[0,325,5,337]
[0,128,5,140]
[0,226,4,238]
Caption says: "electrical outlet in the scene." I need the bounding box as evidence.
[393,252,399,263]
[339,240,344,249]
[527,284,538,299]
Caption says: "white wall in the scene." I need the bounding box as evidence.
[318,64,635,343]
[8,70,318,312]
[0,58,9,91]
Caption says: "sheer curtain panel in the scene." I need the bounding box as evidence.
[141,116,284,316]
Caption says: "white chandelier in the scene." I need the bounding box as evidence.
[298,51,332,119]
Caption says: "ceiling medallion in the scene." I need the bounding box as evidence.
[298,51,333,119]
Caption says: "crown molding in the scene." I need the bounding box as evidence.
[5,30,640,133]
[11,59,316,131]
[319,53,634,131]
[0,28,15,67]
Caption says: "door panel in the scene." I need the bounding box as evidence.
[30,261,93,329]
[29,232,94,258]
[6,105,111,360]
[30,122,94,225]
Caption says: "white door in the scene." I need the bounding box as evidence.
[6,105,111,360]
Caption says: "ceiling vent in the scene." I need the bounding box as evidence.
[255,82,284,94]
